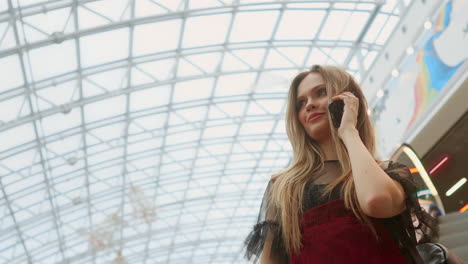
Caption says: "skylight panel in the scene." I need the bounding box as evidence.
[319,10,352,40]
[0,1,7,12]
[348,54,359,71]
[363,13,388,43]
[41,110,81,136]
[239,120,275,135]
[364,50,378,70]
[132,113,167,131]
[188,0,226,9]
[78,5,112,30]
[82,79,108,98]
[175,106,207,123]
[245,101,269,115]
[177,57,208,77]
[45,134,81,157]
[14,190,48,217]
[0,239,25,263]
[152,0,181,12]
[202,142,231,156]
[0,123,34,152]
[135,0,170,17]
[86,68,127,93]
[275,10,326,40]
[165,128,201,146]
[0,55,24,93]
[127,155,159,171]
[329,47,350,65]
[213,101,246,117]
[381,0,399,13]
[184,52,222,74]
[264,48,298,68]
[207,104,229,120]
[221,51,252,71]
[133,20,182,56]
[375,15,398,45]
[334,2,357,9]
[130,86,171,112]
[214,73,256,97]
[305,47,329,66]
[51,162,84,181]
[1,148,35,173]
[173,78,214,103]
[35,246,62,264]
[28,39,77,81]
[0,95,30,123]
[0,21,16,51]
[186,187,210,200]
[231,48,266,69]
[80,28,129,68]
[194,156,222,169]
[36,80,77,108]
[276,47,310,66]
[229,11,279,42]
[203,123,238,139]
[357,3,375,11]
[14,0,46,7]
[84,95,126,123]
[86,122,125,145]
[235,139,265,152]
[254,70,293,93]
[239,0,274,3]
[255,99,285,114]
[22,7,74,38]
[167,112,190,127]
[166,148,196,163]
[6,183,46,212]
[340,11,370,41]
[193,162,224,174]
[183,13,231,48]
[132,58,176,85]
[84,0,130,22]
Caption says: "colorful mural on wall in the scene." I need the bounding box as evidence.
[374,0,468,157]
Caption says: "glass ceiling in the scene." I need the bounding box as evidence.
[0,0,414,263]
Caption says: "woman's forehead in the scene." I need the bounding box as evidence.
[297,73,325,97]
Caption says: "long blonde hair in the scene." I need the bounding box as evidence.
[269,64,382,255]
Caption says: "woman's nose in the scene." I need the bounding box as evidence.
[305,100,317,111]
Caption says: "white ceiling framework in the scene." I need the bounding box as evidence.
[0,0,413,263]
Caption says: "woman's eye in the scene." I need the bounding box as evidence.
[297,100,305,109]
[318,88,326,96]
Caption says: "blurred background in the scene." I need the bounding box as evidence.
[0,0,467,263]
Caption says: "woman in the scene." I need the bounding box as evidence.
[243,65,439,264]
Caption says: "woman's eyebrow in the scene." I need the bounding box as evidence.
[297,84,325,100]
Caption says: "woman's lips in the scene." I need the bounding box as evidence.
[308,113,324,122]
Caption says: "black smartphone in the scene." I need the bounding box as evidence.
[328,92,358,128]
[328,99,344,128]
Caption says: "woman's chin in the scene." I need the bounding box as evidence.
[306,129,331,143]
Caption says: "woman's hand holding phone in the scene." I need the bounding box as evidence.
[328,91,359,139]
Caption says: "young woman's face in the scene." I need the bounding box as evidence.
[296,72,331,142]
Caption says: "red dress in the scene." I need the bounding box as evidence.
[290,198,409,263]
[244,160,425,264]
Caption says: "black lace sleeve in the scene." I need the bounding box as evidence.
[243,179,289,263]
[380,160,440,264]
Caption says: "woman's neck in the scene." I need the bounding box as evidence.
[319,138,338,161]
